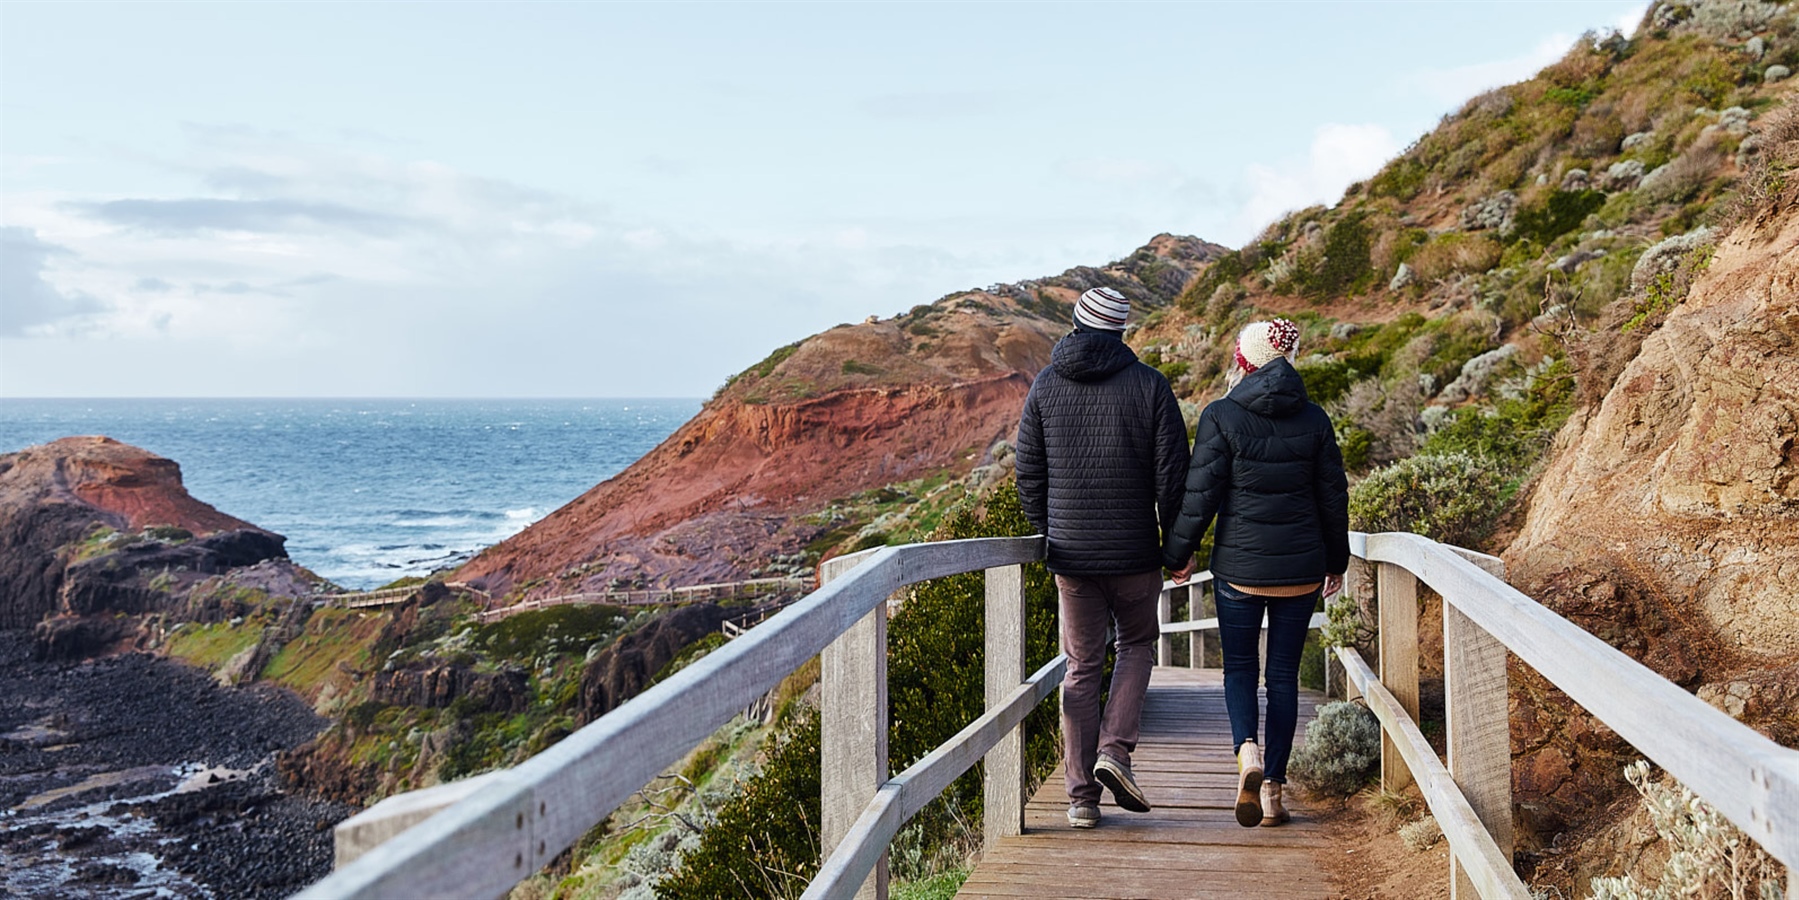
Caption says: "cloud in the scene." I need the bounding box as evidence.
[77,197,409,235]
[1234,123,1402,239]
[1408,33,1579,108]
[0,227,105,336]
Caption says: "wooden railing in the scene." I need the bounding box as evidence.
[1328,532,1796,899]
[297,536,1057,900]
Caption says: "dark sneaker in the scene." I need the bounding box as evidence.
[1235,741,1264,827]
[1067,803,1100,829]
[1094,754,1151,813]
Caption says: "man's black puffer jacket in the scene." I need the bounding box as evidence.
[1014,330,1190,576]
[1161,357,1349,585]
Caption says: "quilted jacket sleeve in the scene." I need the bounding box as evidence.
[1162,404,1229,569]
[1153,379,1191,543]
[1014,388,1049,536]
[1315,420,1351,575]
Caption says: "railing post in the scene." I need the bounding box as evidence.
[1378,561,1419,793]
[984,564,1026,849]
[1156,587,1173,667]
[819,555,889,900]
[1445,553,1512,899]
[1187,582,1203,669]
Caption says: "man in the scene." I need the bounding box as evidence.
[1013,285,1190,829]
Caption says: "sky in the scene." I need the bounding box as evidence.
[1,1,1648,399]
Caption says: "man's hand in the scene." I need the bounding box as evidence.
[1168,558,1196,584]
[1323,573,1344,598]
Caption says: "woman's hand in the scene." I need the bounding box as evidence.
[1169,558,1196,584]
[1323,573,1343,598]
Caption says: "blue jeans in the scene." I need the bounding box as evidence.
[1215,581,1318,784]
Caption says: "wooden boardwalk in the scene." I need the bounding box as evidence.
[958,666,1332,899]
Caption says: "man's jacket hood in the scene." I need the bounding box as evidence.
[1051,331,1139,383]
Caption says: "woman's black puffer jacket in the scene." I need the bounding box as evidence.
[1161,357,1349,585]
[1014,331,1190,576]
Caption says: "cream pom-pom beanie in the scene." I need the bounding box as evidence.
[1233,319,1301,372]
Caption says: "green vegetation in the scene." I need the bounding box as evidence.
[1349,453,1508,548]
[260,606,381,702]
[841,359,883,376]
[472,604,632,660]
[165,618,265,669]
[1288,701,1382,798]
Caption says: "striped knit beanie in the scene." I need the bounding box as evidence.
[1234,319,1301,373]
[1074,287,1130,331]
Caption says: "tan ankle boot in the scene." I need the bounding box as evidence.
[1235,741,1263,827]
[1260,781,1289,826]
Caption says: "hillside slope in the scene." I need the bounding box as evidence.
[456,235,1226,600]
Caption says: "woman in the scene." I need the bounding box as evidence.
[1164,318,1349,827]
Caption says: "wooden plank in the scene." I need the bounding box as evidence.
[1378,560,1419,793]
[983,563,1026,850]
[1337,647,1529,900]
[299,536,1045,900]
[1362,532,1799,871]
[1443,552,1512,900]
[333,771,506,867]
[960,667,1334,900]
[821,553,889,900]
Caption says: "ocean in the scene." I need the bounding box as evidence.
[0,398,701,590]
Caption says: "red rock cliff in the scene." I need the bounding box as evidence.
[458,235,1227,600]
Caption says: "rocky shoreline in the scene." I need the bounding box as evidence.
[0,632,354,898]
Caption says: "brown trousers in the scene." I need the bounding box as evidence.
[1057,570,1164,805]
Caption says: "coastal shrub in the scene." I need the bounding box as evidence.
[1399,815,1443,852]
[1588,761,1784,900]
[1291,214,1375,300]
[1421,359,1575,475]
[841,359,882,376]
[1409,233,1503,282]
[655,709,823,899]
[1288,701,1381,798]
[1512,189,1607,246]
[1348,452,1507,548]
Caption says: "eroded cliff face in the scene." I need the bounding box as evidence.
[0,437,289,631]
[458,235,1227,600]
[1507,198,1799,658]
[1503,164,1799,872]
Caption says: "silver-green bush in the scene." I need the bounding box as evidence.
[1347,451,1507,548]
[1289,700,1381,797]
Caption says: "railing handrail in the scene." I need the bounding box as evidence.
[298,535,1045,900]
[1355,530,1799,871]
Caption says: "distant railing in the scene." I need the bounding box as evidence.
[297,536,1057,900]
[472,576,811,622]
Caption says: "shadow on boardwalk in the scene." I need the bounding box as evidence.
[959,667,1331,899]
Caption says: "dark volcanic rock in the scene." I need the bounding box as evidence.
[371,663,530,713]
[0,437,286,629]
[579,602,728,722]
[0,633,352,898]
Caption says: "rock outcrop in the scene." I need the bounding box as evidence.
[578,602,730,722]
[1503,147,1799,854]
[0,437,288,630]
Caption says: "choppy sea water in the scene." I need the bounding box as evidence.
[0,398,700,590]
